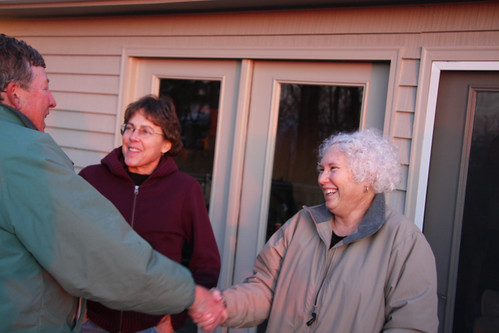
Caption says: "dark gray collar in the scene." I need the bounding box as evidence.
[0,102,38,130]
[305,193,386,245]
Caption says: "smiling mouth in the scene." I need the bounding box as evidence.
[324,189,335,195]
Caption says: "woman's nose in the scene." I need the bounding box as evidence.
[129,129,141,141]
[318,171,328,184]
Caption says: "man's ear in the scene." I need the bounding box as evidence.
[4,82,23,110]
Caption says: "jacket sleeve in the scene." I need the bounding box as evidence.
[171,180,221,330]
[6,135,195,315]
[183,180,221,288]
[221,225,288,328]
[383,228,439,333]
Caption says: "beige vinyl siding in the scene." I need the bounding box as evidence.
[44,54,121,171]
[2,1,499,206]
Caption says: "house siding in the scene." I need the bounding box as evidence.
[1,1,498,214]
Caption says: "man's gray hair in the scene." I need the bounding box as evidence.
[0,34,46,101]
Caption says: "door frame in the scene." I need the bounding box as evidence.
[233,60,390,286]
[120,56,247,290]
[407,46,499,230]
[411,57,499,332]
[412,61,499,228]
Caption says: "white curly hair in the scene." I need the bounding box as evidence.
[318,128,401,193]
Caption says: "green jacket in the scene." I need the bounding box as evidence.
[0,103,195,332]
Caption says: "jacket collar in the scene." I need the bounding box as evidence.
[305,193,386,246]
[0,102,38,130]
[101,147,179,183]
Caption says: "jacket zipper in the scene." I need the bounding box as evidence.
[307,246,336,327]
[119,185,140,333]
[130,185,139,228]
[71,297,84,329]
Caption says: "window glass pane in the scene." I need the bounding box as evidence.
[258,83,363,332]
[159,79,220,208]
[266,83,363,240]
[453,91,499,333]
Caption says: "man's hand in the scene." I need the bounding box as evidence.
[189,286,228,332]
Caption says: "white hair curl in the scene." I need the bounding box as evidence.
[318,129,401,193]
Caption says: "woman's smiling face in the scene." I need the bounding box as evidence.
[121,110,171,175]
[317,146,367,218]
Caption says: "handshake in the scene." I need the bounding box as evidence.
[189,286,228,332]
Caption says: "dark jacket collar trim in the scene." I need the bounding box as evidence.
[0,102,38,130]
[305,193,386,245]
[101,147,179,184]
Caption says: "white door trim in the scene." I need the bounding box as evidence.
[410,51,499,230]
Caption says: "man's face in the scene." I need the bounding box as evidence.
[16,66,56,131]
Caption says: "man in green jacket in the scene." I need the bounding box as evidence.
[0,34,224,332]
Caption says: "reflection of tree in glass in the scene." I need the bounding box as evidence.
[159,79,221,208]
[267,84,363,241]
[159,80,219,151]
[452,91,499,333]
[275,84,363,185]
[276,84,363,179]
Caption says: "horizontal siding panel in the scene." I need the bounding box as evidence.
[420,31,499,48]
[46,109,116,133]
[48,127,115,153]
[393,111,413,139]
[399,165,408,191]
[62,147,108,172]
[393,137,411,166]
[49,73,120,95]
[29,36,127,55]
[51,92,118,115]
[9,31,496,60]
[44,55,121,75]
[395,86,416,112]
[386,190,405,214]
[399,59,419,86]
[30,35,410,56]
[3,3,499,37]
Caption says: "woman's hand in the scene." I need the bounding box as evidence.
[189,287,228,332]
[155,315,174,333]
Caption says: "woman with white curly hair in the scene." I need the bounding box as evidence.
[193,128,439,333]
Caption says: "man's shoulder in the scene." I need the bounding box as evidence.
[2,119,72,171]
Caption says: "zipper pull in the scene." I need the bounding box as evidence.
[134,185,139,195]
[306,311,316,326]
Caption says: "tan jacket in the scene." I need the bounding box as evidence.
[223,194,438,332]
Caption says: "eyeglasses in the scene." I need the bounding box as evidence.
[120,123,164,139]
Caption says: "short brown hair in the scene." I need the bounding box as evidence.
[123,95,183,156]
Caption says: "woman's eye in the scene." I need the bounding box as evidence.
[140,128,153,136]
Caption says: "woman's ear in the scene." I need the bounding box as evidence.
[161,140,172,155]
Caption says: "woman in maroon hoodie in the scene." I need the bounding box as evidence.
[79,95,221,333]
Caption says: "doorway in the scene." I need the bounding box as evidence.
[127,58,390,333]
[233,60,389,291]
[423,71,499,333]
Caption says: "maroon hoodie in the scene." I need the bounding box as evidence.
[79,147,221,332]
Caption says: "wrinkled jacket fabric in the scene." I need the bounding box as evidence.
[79,148,221,332]
[0,103,195,332]
[223,194,439,333]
